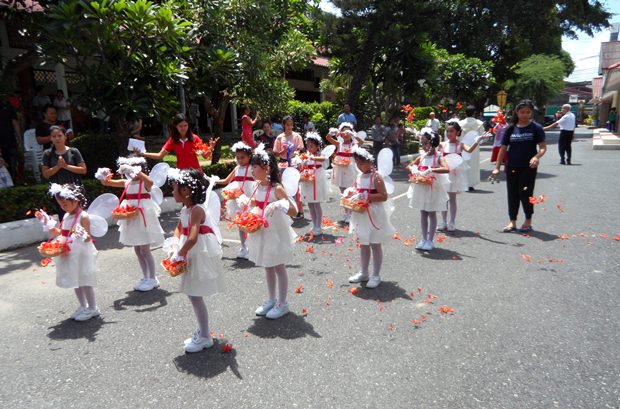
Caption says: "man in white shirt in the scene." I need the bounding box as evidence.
[544,104,575,165]
[425,112,440,133]
[459,106,485,190]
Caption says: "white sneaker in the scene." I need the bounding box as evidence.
[255,299,276,316]
[422,240,434,251]
[366,275,381,289]
[437,223,447,232]
[74,307,100,321]
[312,227,323,236]
[415,240,426,250]
[266,302,289,320]
[348,272,369,283]
[184,330,214,353]
[237,246,249,259]
[133,278,147,291]
[70,306,87,319]
[447,222,455,232]
[135,277,159,292]
[343,213,351,224]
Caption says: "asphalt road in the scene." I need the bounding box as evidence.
[1,128,618,409]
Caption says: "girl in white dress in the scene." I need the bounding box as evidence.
[326,122,365,223]
[236,149,297,320]
[99,156,164,292]
[166,168,225,353]
[40,184,99,321]
[346,147,395,289]
[216,142,254,259]
[299,132,329,235]
[406,129,450,251]
[438,122,485,232]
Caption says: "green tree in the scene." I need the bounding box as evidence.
[505,54,565,108]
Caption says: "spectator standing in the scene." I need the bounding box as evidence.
[544,104,576,165]
[241,106,260,148]
[53,90,72,129]
[36,105,74,150]
[425,112,441,133]
[370,115,387,160]
[337,102,357,127]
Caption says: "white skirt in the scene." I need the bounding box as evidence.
[466,149,481,187]
[246,208,296,267]
[349,201,396,245]
[178,233,225,297]
[117,199,164,246]
[447,162,470,193]
[407,174,449,212]
[332,161,358,189]
[300,168,329,203]
[55,239,98,288]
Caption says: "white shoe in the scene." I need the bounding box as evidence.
[366,275,381,289]
[133,278,147,291]
[343,213,351,224]
[447,222,455,232]
[312,227,323,236]
[266,302,289,319]
[70,306,87,319]
[415,240,426,250]
[237,246,249,259]
[348,272,369,283]
[184,330,214,353]
[74,307,100,321]
[437,223,447,232]
[135,277,159,292]
[255,299,276,316]
[422,240,434,251]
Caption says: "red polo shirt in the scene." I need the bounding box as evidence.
[162,134,202,171]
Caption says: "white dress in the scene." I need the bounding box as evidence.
[246,184,297,267]
[349,172,396,245]
[178,204,225,297]
[299,158,329,203]
[224,165,255,219]
[54,210,98,288]
[467,148,481,188]
[441,142,469,193]
[117,180,164,246]
[407,152,449,212]
[331,142,358,189]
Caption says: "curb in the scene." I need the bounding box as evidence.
[0,197,182,252]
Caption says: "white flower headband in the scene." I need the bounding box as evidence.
[231,141,252,153]
[253,143,270,165]
[48,183,87,205]
[339,122,354,132]
[352,146,374,162]
[117,156,147,167]
[167,168,204,195]
[305,131,323,146]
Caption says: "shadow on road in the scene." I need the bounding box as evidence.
[449,229,507,245]
[351,281,413,303]
[246,313,321,339]
[173,339,242,380]
[0,246,40,275]
[418,247,471,261]
[47,316,113,343]
[112,288,174,312]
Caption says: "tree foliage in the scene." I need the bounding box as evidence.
[505,54,566,108]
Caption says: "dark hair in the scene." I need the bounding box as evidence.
[49,125,66,135]
[56,184,88,208]
[250,152,281,186]
[282,115,294,127]
[510,99,535,124]
[176,169,206,205]
[465,106,476,117]
[305,136,322,149]
[56,89,64,95]
[261,120,272,127]
[171,113,193,144]
[374,114,382,121]
[129,153,149,173]
[420,129,440,148]
[344,102,351,107]
[352,147,373,162]
[445,122,462,136]
[43,104,56,113]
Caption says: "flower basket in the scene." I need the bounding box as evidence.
[233,212,265,233]
[161,258,187,277]
[222,187,244,200]
[408,174,435,185]
[332,157,351,167]
[38,241,69,257]
[299,170,315,182]
[340,197,369,213]
[278,162,289,169]
[112,204,139,220]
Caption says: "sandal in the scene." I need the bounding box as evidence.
[502,225,517,233]
[519,225,533,233]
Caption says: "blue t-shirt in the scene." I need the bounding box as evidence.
[337,112,357,126]
[501,122,545,168]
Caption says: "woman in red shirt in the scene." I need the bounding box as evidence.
[140,114,206,171]
[241,106,260,148]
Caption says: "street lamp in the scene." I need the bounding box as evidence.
[496,90,507,109]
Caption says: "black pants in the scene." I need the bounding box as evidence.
[558,130,574,162]
[506,166,537,220]
[373,141,384,160]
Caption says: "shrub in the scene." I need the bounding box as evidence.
[70,132,120,178]
[413,107,434,121]
[286,100,339,135]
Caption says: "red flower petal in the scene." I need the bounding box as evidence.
[349,287,359,295]
[221,343,233,353]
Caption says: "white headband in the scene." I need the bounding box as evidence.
[253,143,269,164]
[48,183,87,205]
[339,122,354,131]
[352,146,374,162]
[117,156,146,167]
[305,131,323,145]
[231,141,252,153]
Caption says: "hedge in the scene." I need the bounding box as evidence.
[286,100,339,136]
[0,162,235,223]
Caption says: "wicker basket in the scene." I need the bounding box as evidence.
[340,197,369,213]
[333,158,351,167]
[222,188,244,200]
[38,242,68,257]
[233,213,265,233]
[112,207,139,220]
[408,175,434,185]
[300,172,315,182]
[161,259,187,277]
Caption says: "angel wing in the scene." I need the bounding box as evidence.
[149,162,170,188]
[282,167,301,197]
[321,144,336,168]
[87,193,119,237]
[461,131,478,160]
[357,130,367,140]
[206,194,223,245]
[150,186,163,205]
[382,175,395,195]
[377,148,393,177]
[88,215,109,237]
